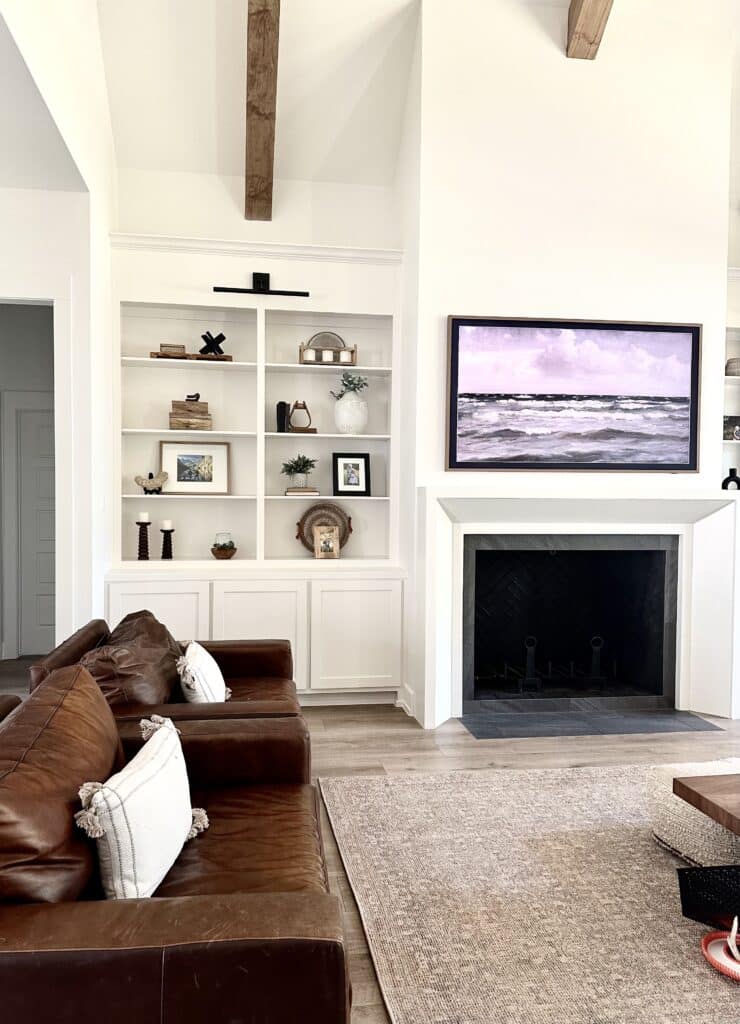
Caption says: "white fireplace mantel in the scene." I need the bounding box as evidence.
[415,488,740,729]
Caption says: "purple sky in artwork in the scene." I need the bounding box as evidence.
[457,325,693,397]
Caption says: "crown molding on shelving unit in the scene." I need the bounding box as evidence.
[110,233,403,267]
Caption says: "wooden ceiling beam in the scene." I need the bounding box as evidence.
[567,0,614,60]
[245,0,280,220]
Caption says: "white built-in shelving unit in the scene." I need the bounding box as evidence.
[117,302,397,566]
[723,326,740,475]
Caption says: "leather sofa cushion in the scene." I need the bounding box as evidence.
[228,677,300,710]
[80,610,181,707]
[155,785,328,898]
[0,665,121,904]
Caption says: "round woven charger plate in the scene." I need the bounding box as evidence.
[701,932,740,982]
[296,502,352,552]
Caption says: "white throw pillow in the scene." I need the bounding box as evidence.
[75,716,208,899]
[177,641,231,703]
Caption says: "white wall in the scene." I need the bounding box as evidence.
[414,0,733,493]
[0,0,118,625]
[117,170,399,250]
[402,0,736,723]
[0,188,91,642]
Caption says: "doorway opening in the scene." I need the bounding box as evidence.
[0,301,55,692]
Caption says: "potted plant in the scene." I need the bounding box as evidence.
[211,533,237,560]
[330,372,369,434]
[281,454,318,493]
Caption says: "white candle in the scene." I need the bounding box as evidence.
[138,512,150,523]
[321,350,333,362]
[162,519,173,530]
[303,349,316,362]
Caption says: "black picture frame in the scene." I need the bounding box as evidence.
[447,316,701,472]
[332,453,371,497]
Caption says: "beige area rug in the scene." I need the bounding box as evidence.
[320,764,740,1024]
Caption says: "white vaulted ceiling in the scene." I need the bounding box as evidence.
[97,0,417,186]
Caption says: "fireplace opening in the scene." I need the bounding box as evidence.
[463,536,678,706]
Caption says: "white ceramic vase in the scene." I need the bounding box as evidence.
[334,391,368,434]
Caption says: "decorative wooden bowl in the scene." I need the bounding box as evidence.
[211,546,237,560]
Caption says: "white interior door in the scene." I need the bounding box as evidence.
[18,401,55,654]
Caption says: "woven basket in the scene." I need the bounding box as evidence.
[726,358,740,376]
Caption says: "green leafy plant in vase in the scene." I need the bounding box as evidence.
[330,372,369,434]
[281,454,318,493]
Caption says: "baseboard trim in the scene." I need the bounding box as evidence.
[297,689,398,707]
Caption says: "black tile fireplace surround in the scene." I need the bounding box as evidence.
[463,535,679,711]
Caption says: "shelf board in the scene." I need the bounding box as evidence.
[265,494,389,501]
[265,432,390,440]
[122,428,256,437]
[265,362,391,376]
[122,356,257,371]
[122,494,256,500]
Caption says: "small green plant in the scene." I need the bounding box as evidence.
[212,539,236,550]
[330,372,369,400]
[281,454,317,477]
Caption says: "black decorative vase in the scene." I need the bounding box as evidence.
[722,467,740,490]
[276,401,290,432]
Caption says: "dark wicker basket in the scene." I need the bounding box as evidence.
[678,865,740,929]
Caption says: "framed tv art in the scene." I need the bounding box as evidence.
[446,317,700,472]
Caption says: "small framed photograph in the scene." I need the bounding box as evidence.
[313,524,340,559]
[332,453,371,497]
[723,416,740,441]
[159,441,230,495]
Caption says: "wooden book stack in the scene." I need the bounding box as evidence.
[170,399,212,430]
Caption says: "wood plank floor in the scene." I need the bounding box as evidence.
[306,705,740,1024]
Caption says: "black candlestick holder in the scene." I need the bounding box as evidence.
[136,521,151,561]
[160,528,175,560]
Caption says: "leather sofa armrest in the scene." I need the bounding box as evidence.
[197,639,293,680]
[0,694,21,723]
[0,892,349,1024]
[112,698,299,722]
[118,715,311,785]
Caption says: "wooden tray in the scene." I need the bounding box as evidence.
[149,352,233,362]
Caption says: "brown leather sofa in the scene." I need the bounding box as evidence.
[0,664,350,1024]
[29,617,302,722]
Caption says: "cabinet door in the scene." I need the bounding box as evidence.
[107,581,210,640]
[212,580,308,689]
[310,580,402,690]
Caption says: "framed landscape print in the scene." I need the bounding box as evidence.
[159,441,231,494]
[447,317,700,471]
[332,453,371,497]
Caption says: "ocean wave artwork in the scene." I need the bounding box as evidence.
[449,321,698,469]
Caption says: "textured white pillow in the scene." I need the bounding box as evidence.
[177,641,231,703]
[75,716,208,899]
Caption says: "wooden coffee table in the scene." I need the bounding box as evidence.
[673,774,740,835]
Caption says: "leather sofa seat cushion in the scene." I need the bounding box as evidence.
[80,610,181,707]
[0,665,121,904]
[228,677,300,710]
[155,785,328,898]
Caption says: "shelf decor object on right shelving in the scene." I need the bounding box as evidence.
[299,331,356,366]
[331,372,369,434]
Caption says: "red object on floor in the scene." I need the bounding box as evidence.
[701,932,740,982]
